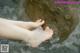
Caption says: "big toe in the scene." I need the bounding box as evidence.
[36,19,42,22]
[36,20,45,26]
[44,26,53,39]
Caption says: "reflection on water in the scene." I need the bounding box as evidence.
[0,0,80,53]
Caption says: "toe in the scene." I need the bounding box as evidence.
[45,26,50,31]
[35,19,45,25]
[36,19,42,22]
[36,20,45,26]
[40,20,45,24]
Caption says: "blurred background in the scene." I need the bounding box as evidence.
[0,0,80,53]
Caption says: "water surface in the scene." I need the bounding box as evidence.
[0,0,80,53]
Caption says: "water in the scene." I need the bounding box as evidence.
[0,0,80,53]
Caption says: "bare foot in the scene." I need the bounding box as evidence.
[34,19,45,27]
[42,26,53,41]
[11,19,45,30]
[26,26,53,47]
[30,19,45,29]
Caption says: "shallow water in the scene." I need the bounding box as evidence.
[0,0,80,53]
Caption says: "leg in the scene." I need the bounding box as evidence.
[0,21,32,41]
[0,18,53,47]
[0,18,45,30]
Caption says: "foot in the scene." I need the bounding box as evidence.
[34,19,45,27]
[42,26,53,41]
[11,19,45,30]
[26,26,53,47]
